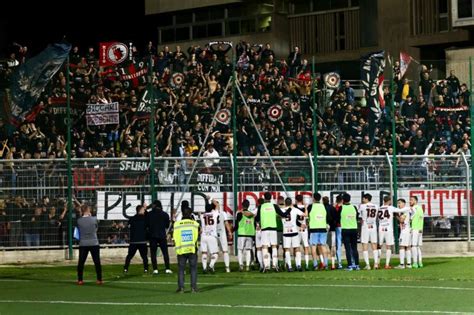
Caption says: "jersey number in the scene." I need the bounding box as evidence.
[378,210,390,220]
[366,208,377,218]
[204,216,215,225]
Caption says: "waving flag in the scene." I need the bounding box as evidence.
[4,42,71,126]
[399,51,412,80]
[361,51,386,144]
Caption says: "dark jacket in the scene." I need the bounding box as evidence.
[129,214,147,244]
[146,209,170,239]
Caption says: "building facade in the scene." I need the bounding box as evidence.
[145,0,474,79]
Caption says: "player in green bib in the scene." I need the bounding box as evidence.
[255,192,288,272]
[341,193,360,271]
[410,196,424,268]
[237,199,256,272]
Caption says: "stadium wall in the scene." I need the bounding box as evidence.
[0,242,470,265]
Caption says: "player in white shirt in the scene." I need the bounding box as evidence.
[358,193,379,270]
[281,198,306,272]
[294,195,311,270]
[395,198,412,269]
[200,204,220,274]
[378,195,408,269]
[212,197,233,273]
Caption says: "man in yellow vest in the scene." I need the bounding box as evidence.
[173,207,200,293]
[341,193,360,271]
[308,193,329,270]
[237,199,256,272]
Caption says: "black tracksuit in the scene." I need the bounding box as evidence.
[146,209,171,270]
[124,213,148,271]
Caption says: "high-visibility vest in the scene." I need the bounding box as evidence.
[260,202,277,229]
[173,219,199,255]
[309,203,327,229]
[238,213,255,237]
[341,204,357,229]
[411,205,424,231]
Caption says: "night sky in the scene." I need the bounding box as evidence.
[1,1,152,56]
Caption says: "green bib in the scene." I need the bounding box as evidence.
[411,205,424,231]
[260,202,277,229]
[341,204,357,229]
[309,203,326,229]
[238,213,255,236]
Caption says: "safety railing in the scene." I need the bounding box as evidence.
[0,154,472,249]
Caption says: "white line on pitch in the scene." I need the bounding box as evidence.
[0,299,471,314]
[111,280,474,291]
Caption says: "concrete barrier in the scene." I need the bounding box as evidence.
[0,242,472,265]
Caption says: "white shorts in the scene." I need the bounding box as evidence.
[201,235,219,254]
[361,225,377,244]
[399,230,412,247]
[261,230,278,247]
[238,236,254,250]
[283,234,301,249]
[412,230,423,246]
[299,229,309,248]
[378,226,394,246]
[218,232,229,252]
[255,230,262,248]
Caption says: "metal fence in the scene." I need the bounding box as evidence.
[0,155,471,250]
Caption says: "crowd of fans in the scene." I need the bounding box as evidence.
[0,40,471,247]
[0,40,471,161]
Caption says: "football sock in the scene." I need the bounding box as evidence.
[209,253,218,268]
[285,251,292,269]
[406,248,412,265]
[295,251,302,267]
[271,249,278,268]
[245,250,251,267]
[319,254,324,264]
[412,247,418,265]
[305,254,310,267]
[386,249,391,266]
[313,259,318,268]
[373,249,379,265]
[331,256,335,267]
[257,249,263,268]
[237,250,243,266]
[363,250,369,265]
[399,249,405,265]
[418,247,423,265]
[202,254,208,270]
[262,248,270,268]
[223,252,230,268]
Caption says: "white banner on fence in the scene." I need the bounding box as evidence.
[86,102,119,126]
[96,189,471,220]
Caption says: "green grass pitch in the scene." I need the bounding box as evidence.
[1,257,474,314]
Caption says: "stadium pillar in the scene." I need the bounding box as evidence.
[311,56,318,192]
[390,55,399,253]
[232,52,238,254]
[469,57,473,247]
[148,56,156,202]
[66,56,73,260]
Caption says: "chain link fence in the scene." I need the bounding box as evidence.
[0,155,471,249]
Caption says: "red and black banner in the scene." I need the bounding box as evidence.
[360,51,386,144]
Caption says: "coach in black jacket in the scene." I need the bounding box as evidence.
[146,200,172,274]
[123,205,149,273]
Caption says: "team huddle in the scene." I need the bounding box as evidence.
[199,192,425,272]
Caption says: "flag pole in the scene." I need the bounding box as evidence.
[232,49,239,254]
[66,56,73,260]
[390,54,399,253]
[149,55,156,202]
[311,56,318,192]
